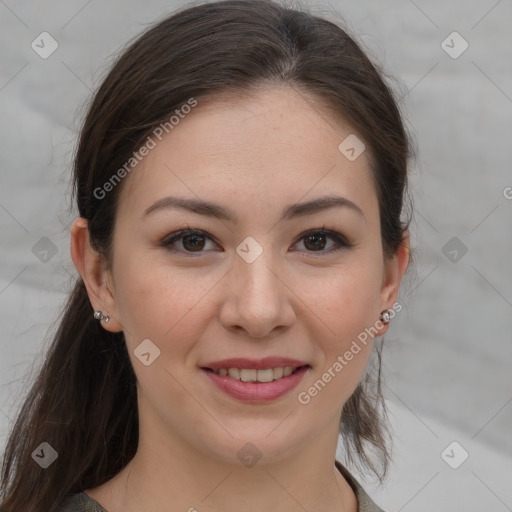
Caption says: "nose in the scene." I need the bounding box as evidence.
[218,249,296,339]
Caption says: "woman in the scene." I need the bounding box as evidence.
[0,1,412,510]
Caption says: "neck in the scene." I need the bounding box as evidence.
[99,455,356,512]
[86,400,357,512]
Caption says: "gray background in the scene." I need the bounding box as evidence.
[1,0,511,510]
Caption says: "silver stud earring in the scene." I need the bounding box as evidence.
[94,311,110,323]
[380,309,391,324]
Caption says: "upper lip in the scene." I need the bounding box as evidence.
[201,357,310,371]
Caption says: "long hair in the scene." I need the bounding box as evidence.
[0,1,411,510]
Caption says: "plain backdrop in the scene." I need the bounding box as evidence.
[1,1,511,510]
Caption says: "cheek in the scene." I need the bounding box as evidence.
[293,259,382,401]
[299,259,383,339]
[113,259,214,406]
[295,278,377,413]
[113,250,221,352]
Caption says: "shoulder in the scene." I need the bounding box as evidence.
[55,492,108,512]
[335,460,386,512]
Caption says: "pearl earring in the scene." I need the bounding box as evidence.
[380,310,391,324]
[93,311,110,323]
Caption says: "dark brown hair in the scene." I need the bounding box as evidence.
[0,1,412,510]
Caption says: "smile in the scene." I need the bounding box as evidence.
[206,366,307,382]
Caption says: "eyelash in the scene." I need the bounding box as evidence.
[159,226,353,256]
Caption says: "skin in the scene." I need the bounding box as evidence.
[71,85,409,512]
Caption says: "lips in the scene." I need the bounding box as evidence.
[201,365,310,402]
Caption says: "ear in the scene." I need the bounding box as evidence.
[377,229,410,334]
[70,217,122,332]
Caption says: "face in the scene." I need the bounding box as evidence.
[98,85,404,466]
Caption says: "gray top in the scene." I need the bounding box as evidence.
[56,460,384,512]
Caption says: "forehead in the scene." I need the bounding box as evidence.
[116,85,378,223]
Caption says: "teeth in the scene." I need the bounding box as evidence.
[273,367,284,379]
[212,366,301,382]
[228,368,240,379]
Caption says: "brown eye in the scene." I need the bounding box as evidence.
[295,229,352,253]
[161,227,352,256]
[161,229,217,254]
[303,233,328,251]
[181,233,206,251]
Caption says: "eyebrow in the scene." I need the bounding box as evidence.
[142,195,365,223]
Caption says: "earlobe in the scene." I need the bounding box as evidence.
[70,217,122,332]
[377,230,410,331]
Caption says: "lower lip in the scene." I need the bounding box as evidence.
[201,366,310,402]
